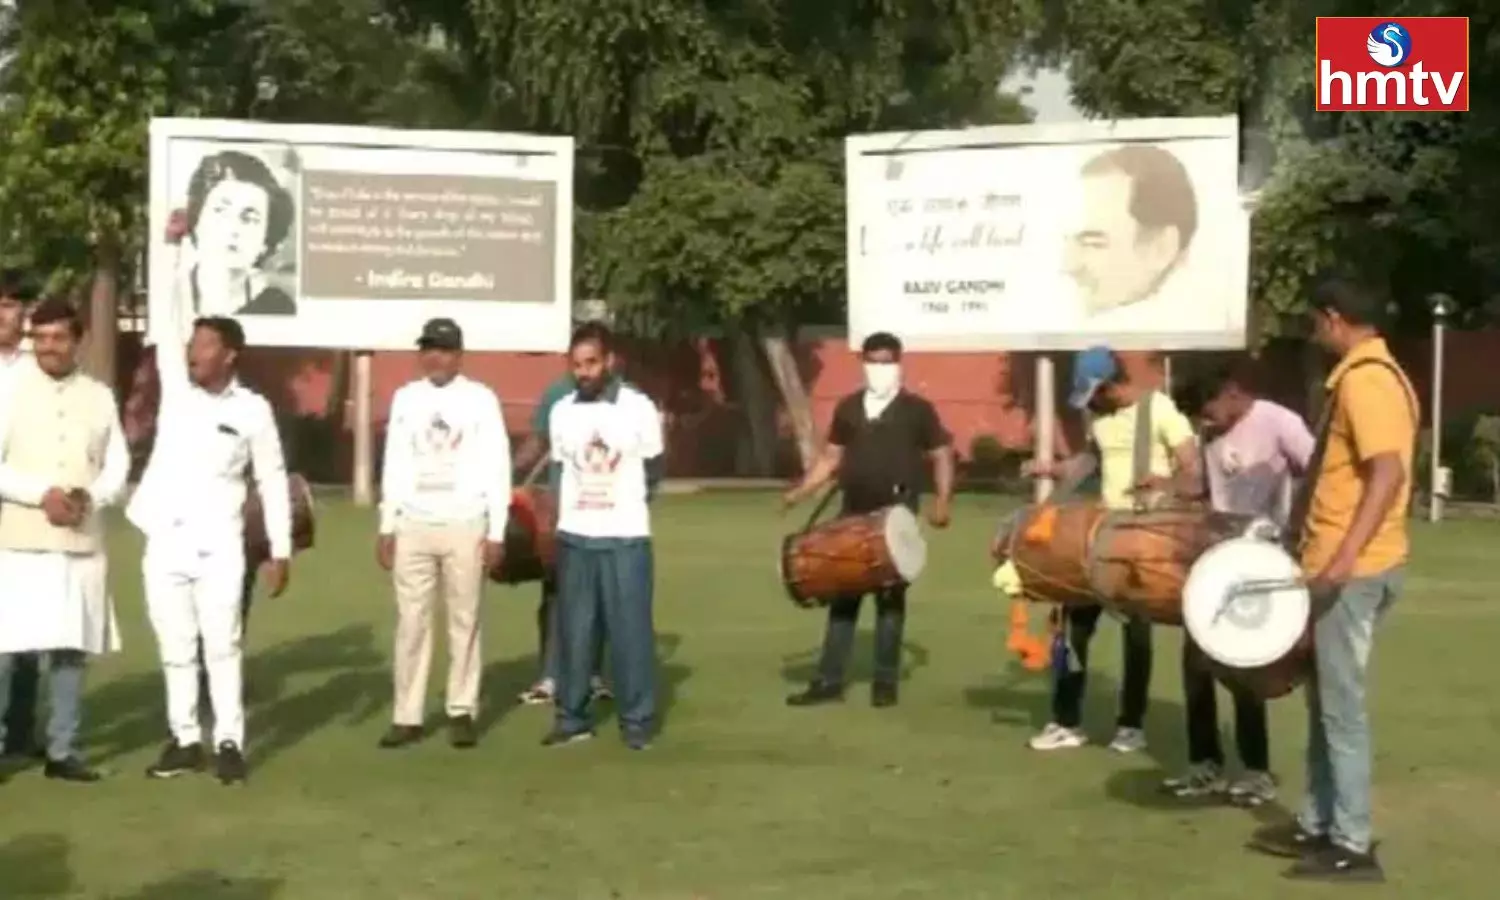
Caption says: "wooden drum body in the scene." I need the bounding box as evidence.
[997,502,1250,626]
[780,506,927,608]
[995,501,1313,699]
[489,486,559,585]
[243,473,316,569]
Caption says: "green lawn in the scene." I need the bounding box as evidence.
[1,493,1497,899]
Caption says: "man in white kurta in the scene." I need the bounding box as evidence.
[0,298,129,782]
[127,302,291,786]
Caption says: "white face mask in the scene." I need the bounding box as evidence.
[863,362,900,399]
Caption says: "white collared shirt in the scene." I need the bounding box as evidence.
[550,384,663,539]
[126,341,292,558]
[378,375,510,540]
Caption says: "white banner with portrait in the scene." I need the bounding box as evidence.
[845,116,1249,351]
[148,118,574,352]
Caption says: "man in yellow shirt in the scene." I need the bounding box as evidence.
[1025,346,1198,753]
[1250,277,1416,883]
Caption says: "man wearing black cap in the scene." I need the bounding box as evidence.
[0,268,43,758]
[376,318,510,750]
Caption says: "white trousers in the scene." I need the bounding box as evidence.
[142,538,248,749]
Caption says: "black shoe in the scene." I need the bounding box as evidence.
[146,741,205,779]
[871,682,898,708]
[448,715,478,749]
[215,742,247,785]
[43,756,101,783]
[786,682,844,707]
[1283,844,1384,883]
[622,730,652,751]
[541,728,594,747]
[1246,822,1332,859]
[378,725,423,749]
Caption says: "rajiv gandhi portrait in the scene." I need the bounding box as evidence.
[1063,144,1198,317]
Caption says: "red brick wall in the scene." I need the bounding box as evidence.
[116,330,1494,480]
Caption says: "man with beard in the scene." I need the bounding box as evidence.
[1023,346,1198,753]
[540,322,664,749]
[781,331,954,709]
[0,298,130,782]
[0,268,43,759]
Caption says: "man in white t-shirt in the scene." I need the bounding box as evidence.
[376,318,510,751]
[541,322,664,751]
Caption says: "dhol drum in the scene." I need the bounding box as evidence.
[1182,532,1313,699]
[993,501,1251,626]
[242,473,317,568]
[489,486,559,584]
[780,506,927,608]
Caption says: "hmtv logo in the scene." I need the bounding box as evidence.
[1316,17,1469,111]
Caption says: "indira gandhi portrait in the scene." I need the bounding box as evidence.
[179,149,297,316]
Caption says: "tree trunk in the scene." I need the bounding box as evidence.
[729,331,777,477]
[761,333,817,473]
[82,240,121,391]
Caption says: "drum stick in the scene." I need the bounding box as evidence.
[519,451,549,489]
[800,484,840,533]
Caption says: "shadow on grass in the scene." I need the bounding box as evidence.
[778,631,931,689]
[478,632,694,739]
[111,871,283,899]
[84,625,387,769]
[0,834,71,897]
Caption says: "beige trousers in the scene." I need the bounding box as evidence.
[391,519,485,726]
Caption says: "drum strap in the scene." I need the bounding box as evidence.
[1283,357,1419,553]
[1130,393,1155,512]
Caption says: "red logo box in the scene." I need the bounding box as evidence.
[1315,17,1468,111]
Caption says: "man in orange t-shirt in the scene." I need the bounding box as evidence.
[1250,276,1416,884]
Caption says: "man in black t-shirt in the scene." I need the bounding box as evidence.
[781,332,954,707]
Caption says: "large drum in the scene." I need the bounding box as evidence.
[994,502,1251,625]
[993,501,1313,698]
[489,486,559,584]
[780,506,927,608]
[242,473,317,567]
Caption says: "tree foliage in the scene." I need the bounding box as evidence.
[1039,0,1500,340]
[469,0,1041,334]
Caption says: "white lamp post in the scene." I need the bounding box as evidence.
[1429,292,1453,522]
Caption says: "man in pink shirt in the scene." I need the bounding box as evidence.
[1159,364,1314,806]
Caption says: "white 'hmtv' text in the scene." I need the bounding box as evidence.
[1319,60,1464,107]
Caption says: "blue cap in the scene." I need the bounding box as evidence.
[1069,346,1118,410]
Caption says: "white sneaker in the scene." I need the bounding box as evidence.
[1028,722,1087,751]
[1227,770,1277,807]
[1108,726,1147,753]
[517,679,555,706]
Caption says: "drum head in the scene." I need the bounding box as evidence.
[882,506,928,583]
[1183,537,1309,669]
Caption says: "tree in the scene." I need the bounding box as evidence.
[1035,0,1500,341]
[470,0,1041,334]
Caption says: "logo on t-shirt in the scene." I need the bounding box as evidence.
[570,431,623,509]
[414,413,465,491]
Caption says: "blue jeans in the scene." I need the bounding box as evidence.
[554,534,656,737]
[0,650,86,761]
[538,577,605,685]
[1298,567,1403,853]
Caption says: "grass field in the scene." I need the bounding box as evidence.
[1,493,1497,899]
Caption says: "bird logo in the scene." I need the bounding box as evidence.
[1365,21,1411,68]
